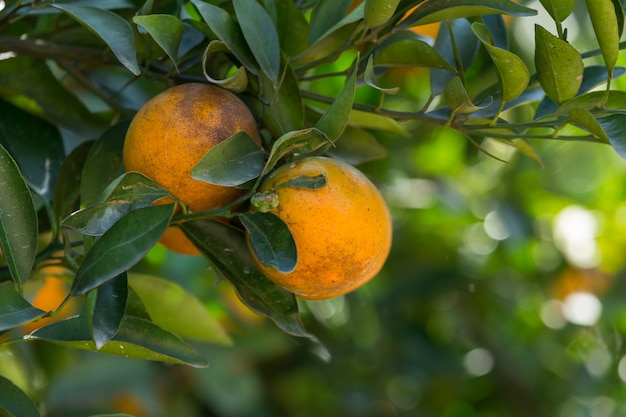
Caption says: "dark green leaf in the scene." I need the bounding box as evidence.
[128,273,232,345]
[309,0,353,43]
[49,4,140,76]
[315,60,357,142]
[71,204,174,295]
[202,41,249,93]
[0,375,41,417]
[472,23,529,102]
[260,60,305,136]
[275,0,309,57]
[52,141,94,226]
[326,126,388,165]
[88,273,128,350]
[0,100,65,202]
[534,25,583,104]
[291,23,360,68]
[276,174,327,190]
[103,172,170,205]
[80,121,129,207]
[191,0,259,74]
[191,132,265,187]
[240,211,297,273]
[263,128,332,176]
[29,316,208,368]
[586,0,620,77]
[0,144,37,287]
[133,14,185,72]
[374,37,456,71]
[0,281,45,332]
[182,220,311,337]
[233,0,281,84]
[400,0,536,26]
[597,114,626,159]
[539,0,577,22]
[63,201,137,236]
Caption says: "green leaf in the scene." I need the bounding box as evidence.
[202,41,249,93]
[0,100,65,202]
[80,121,129,207]
[365,55,399,94]
[240,212,297,273]
[534,25,583,104]
[103,172,170,205]
[315,60,357,142]
[233,0,281,84]
[260,59,305,135]
[263,128,332,176]
[182,220,311,338]
[539,0,577,22]
[29,316,208,368]
[569,108,610,143]
[133,14,185,72]
[586,0,620,79]
[275,0,309,57]
[275,174,327,190]
[326,126,388,165]
[472,23,529,102]
[374,36,456,71]
[348,110,409,137]
[191,132,265,187]
[308,0,353,44]
[444,76,487,114]
[0,144,37,287]
[87,273,128,350]
[128,274,232,345]
[364,0,402,28]
[0,375,41,417]
[71,204,174,296]
[63,201,137,236]
[401,0,537,26]
[191,0,259,75]
[0,281,45,332]
[49,4,140,76]
[52,141,94,226]
[597,114,626,159]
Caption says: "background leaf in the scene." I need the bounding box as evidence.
[182,220,311,338]
[29,316,208,368]
[71,204,174,295]
[240,211,297,273]
[400,0,537,26]
[0,143,37,287]
[0,375,41,417]
[52,142,94,226]
[0,281,45,331]
[128,274,232,345]
[597,114,626,159]
[49,4,140,76]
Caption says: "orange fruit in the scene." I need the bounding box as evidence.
[23,266,77,334]
[251,156,392,300]
[123,83,262,255]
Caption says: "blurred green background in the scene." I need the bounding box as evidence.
[4,1,626,416]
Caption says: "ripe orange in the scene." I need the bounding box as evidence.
[251,156,392,300]
[123,83,262,255]
[23,266,77,334]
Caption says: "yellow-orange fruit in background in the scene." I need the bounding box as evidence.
[252,156,392,300]
[123,83,262,255]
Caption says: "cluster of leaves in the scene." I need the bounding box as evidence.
[0,0,626,414]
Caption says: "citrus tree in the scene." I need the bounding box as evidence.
[0,0,625,415]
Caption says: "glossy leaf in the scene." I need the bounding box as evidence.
[191,0,259,74]
[263,128,332,176]
[29,316,209,368]
[128,274,232,345]
[191,132,265,187]
[0,144,37,287]
[585,0,620,78]
[233,0,281,84]
[539,0,577,22]
[202,41,249,93]
[0,375,41,417]
[534,25,583,104]
[182,220,311,337]
[49,4,140,76]
[473,23,529,102]
[80,121,129,207]
[52,142,94,226]
[88,273,128,350]
[71,204,174,295]
[103,172,170,205]
[400,0,536,26]
[315,61,357,142]
[0,100,65,202]
[0,281,45,331]
[597,114,626,159]
[309,0,352,44]
[133,14,185,72]
[364,0,401,28]
[374,37,455,71]
[240,211,297,273]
